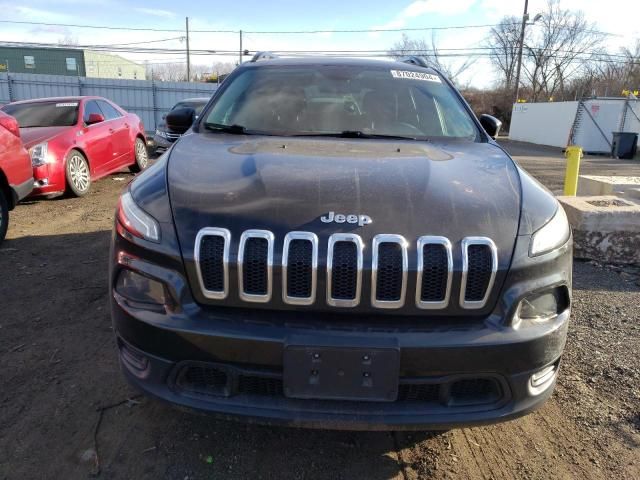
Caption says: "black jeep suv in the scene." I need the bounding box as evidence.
[110,55,572,430]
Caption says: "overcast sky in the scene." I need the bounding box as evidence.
[1,0,638,87]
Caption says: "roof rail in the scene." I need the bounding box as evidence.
[399,56,430,68]
[250,51,279,62]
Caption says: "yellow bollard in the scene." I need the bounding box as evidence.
[564,145,583,196]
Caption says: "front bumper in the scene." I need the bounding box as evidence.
[112,288,569,430]
[110,213,572,430]
[152,134,175,153]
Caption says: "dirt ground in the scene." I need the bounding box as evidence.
[1,139,639,479]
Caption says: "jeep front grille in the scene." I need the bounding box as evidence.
[460,237,498,309]
[194,228,230,300]
[282,232,318,305]
[371,234,408,309]
[195,230,497,310]
[238,230,274,303]
[327,234,364,307]
[416,236,453,309]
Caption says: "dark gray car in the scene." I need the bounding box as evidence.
[151,97,209,154]
[110,55,572,430]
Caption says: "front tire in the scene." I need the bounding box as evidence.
[0,188,9,244]
[65,150,91,197]
[130,137,149,173]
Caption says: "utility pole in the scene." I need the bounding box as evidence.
[186,17,191,82]
[239,30,243,65]
[513,0,529,105]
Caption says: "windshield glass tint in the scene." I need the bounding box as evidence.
[204,65,478,139]
[2,101,79,127]
[173,101,207,115]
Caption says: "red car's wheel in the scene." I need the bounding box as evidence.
[65,150,91,197]
[130,138,149,173]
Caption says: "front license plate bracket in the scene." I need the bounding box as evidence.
[283,337,400,402]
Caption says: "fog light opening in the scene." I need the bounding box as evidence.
[516,287,570,324]
[528,363,558,396]
[115,268,169,312]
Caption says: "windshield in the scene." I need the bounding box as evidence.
[203,64,478,140]
[173,101,207,115]
[2,101,79,128]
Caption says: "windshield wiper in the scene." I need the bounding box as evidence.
[290,130,417,140]
[204,123,250,135]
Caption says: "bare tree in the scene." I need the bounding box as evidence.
[522,0,605,101]
[146,63,188,82]
[388,33,476,85]
[57,35,79,47]
[485,16,521,90]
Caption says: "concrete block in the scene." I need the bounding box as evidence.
[578,175,640,198]
[558,195,640,264]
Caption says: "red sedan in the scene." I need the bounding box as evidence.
[0,111,33,243]
[1,96,148,197]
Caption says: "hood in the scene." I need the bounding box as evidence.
[20,126,71,149]
[167,133,522,314]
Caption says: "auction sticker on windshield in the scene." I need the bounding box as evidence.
[56,102,78,107]
[390,70,441,82]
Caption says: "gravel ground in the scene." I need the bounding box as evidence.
[0,139,638,479]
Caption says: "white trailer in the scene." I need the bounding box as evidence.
[509,97,640,154]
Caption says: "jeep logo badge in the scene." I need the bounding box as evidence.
[320,211,372,227]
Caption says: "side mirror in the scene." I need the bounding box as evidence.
[86,113,105,125]
[479,114,502,139]
[166,107,195,134]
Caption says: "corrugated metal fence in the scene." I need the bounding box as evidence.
[0,72,219,133]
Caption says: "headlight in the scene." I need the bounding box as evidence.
[529,205,570,256]
[155,129,167,138]
[117,191,161,243]
[29,142,48,167]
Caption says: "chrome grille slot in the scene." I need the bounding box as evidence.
[282,232,318,305]
[460,237,498,309]
[327,234,363,307]
[194,228,231,300]
[371,234,408,309]
[238,230,274,303]
[416,236,452,309]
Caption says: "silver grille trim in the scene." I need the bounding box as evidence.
[194,228,499,310]
[460,237,498,309]
[416,236,453,309]
[194,227,231,300]
[326,233,364,308]
[238,229,275,303]
[282,231,319,305]
[371,234,408,309]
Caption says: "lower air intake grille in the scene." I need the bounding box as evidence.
[376,243,404,301]
[286,239,313,298]
[420,244,449,302]
[242,237,269,295]
[331,241,358,300]
[465,244,493,302]
[199,236,225,292]
[175,364,229,397]
[172,363,504,408]
[398,383,440,402]
[237,375,283,396]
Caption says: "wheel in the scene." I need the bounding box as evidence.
[0,188,9,245]
[65,150,91,197]
[130,137,149,173]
